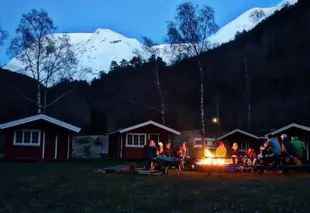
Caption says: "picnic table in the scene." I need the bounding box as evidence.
[153,156,181,176]
[194,155,310,175]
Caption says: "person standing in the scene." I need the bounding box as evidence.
[144,140,157,170]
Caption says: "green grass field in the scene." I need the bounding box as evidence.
[0,160,309,213]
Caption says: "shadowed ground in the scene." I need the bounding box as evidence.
[0,160,309,213]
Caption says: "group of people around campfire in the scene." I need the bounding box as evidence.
[144,133,306,171]
[214,141,257,165]
[214,134,306,165]
[144,140,190,170]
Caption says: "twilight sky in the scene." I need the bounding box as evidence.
[0,0,282,64]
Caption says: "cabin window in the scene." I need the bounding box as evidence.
[148,134,159,143]
[239,141,249,152]
[13,130,41,146]
[126,133,147,147]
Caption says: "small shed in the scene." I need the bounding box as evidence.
[266,123,310,160]
[217,129,260,153]
[108,120,181,161]
[0,114,81,161]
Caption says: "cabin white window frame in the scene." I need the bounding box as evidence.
[239,141,249,152]
[13,129,41,147]
[126,133,147,148]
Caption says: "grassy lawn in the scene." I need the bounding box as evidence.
[0,160,310,213]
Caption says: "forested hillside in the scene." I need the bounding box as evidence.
[0,0,309,136]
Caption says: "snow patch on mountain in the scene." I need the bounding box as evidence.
[208,0,298,44]
[4,0,298,82]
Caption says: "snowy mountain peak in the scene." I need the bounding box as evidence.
[208,0,298,44]
[93,28,128,42]
[4,0,298,82]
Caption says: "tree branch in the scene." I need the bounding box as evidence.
[45,86,75,107]
[122,96,162,113]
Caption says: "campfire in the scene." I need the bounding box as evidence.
[196,149,228,166]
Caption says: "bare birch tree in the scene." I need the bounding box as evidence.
[166,2,218,139]
[244,57,252,130]
[7,9,79,113]
[134,36,166,125]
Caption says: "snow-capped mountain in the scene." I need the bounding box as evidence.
[4,0,298,81]
[208,0,298,44]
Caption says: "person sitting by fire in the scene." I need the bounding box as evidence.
[229,143,240,164]
[157,142,165,156]
[144,140,158,170]
[279,134,294,164]
[290,136,306,165]
[265,134,282,156]
[215,141,227,157]
[164,141,173,157]
[244,148,257,165]
[257,146,265,164]
[176,141,190,169]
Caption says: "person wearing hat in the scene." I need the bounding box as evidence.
[215,141,227,157]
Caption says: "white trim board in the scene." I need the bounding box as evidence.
[265,123,310,136]
[118,120,181,135]
[54,134,58,159]
[0,114,81,133]
[67,133,70,160]
[42,131,46,159]
[217,129,259,140]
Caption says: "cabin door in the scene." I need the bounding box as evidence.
[149,134,160,143]
[44,131,56,160]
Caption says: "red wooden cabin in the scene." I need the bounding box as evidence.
[108,120,181,161]
[266,123,310,160]
[0,114,81,161]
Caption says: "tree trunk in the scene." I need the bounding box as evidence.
[43,90,47,113]
[198,60,205,141]
[244,57,251,130]
[216,92,220,136]
[154,67,165,125]
[37,83,42,114]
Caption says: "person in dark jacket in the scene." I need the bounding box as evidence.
[280,134,293,163]
[144,140,157,170]
[280,134,292,154]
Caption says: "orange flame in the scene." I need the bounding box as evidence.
[196,149,227,165]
